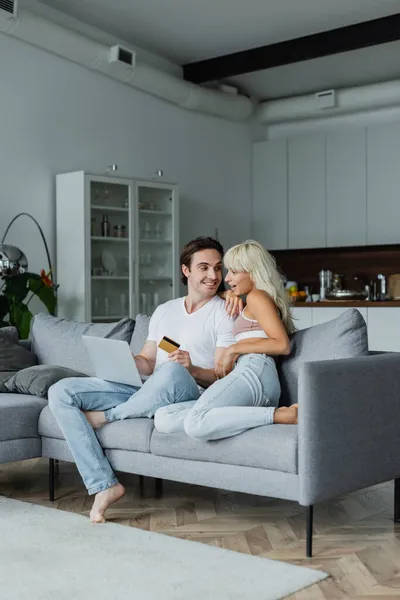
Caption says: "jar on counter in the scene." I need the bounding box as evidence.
[113,224,127,238]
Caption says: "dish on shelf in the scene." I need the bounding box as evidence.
[101,250,117,273]
[325,289,368,301]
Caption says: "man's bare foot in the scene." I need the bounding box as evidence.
[273,404,298,424]
[84,410,107,429]
[89,483,125,523]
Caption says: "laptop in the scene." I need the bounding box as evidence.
[82,335,143,387]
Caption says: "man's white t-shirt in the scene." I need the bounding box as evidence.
[147,296,235,377]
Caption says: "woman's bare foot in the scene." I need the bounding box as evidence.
[84,410,107,429]
[273,404,298,424]
[89,483,125,523]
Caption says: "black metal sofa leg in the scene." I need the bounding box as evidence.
[395,479,400,522]
[155,478,163,498]
[49,459,55,502]
[306,506,313,558]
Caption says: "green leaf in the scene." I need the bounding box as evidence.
[9,301,33,339]
[3,273,29,302]
[28,278,57,315]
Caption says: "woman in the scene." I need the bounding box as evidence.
[155,240,298,441]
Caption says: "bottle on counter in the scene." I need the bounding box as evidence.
[101,214,110,237]
[319,269,332,300]
[377,274,387,301]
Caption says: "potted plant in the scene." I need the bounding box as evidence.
[0,269,57,339]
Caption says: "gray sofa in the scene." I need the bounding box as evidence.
[1,309,400,557]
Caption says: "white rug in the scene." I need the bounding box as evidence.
[0,496,327,600]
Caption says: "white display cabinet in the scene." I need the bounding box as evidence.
[56,171,179,322]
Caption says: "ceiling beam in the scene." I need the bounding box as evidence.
[183,13,400,83]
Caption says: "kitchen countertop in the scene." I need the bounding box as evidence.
[292,301,400,307]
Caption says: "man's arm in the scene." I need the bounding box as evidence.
[134,341,157,376]
[191,346,227,388]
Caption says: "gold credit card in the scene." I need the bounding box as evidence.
[158,336,180,353]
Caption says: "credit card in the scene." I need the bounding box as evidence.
[158,335,180,353]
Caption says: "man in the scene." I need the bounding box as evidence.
[48,237,235,523]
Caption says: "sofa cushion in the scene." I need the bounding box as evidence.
[150,425,298,474]
[0,394,47,442]
[30,314,135,375]
[38,406,154,453]
[5,365,86,398]
[279,308,368,406]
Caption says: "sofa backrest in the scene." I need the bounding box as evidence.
[28,309,368,403]
[30,314,136,375]
[129,314,151,355]
[278,308,369,406]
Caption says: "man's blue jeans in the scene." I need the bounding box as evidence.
[48,362,200,495]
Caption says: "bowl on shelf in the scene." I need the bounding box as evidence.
[289,291,308,303]
[291,296,307,303]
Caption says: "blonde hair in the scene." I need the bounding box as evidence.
[224,240,296,334]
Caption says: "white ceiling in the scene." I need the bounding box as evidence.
[27,0,400,99]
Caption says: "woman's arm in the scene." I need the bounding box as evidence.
[227,290,291,357]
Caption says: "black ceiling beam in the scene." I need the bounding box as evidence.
[183,13,400,83]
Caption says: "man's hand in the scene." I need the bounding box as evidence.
[215,348,239,379]
[224,290,244,318]
[168,349,193,372]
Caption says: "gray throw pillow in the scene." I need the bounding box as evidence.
[0,326,19,344]
[5,365,86,398]
[30,314,135,375]
[0,327,37,373]
[279,308,368,406]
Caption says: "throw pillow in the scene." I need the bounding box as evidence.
[279,308,368,406]
[0,327,37,373]
[5,365,86,398]
[0,326,19,344]
[130,313,150,355]
[30,313,136,375]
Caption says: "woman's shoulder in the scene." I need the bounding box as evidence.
[247,289,274,307]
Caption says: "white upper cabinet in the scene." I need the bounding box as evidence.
[367,122,400,245]
[252,140,288,249]
[288,134,326,249]
[326,128,367,247]
[291,306,312,331]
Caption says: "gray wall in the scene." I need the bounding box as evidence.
[0,34,251,276]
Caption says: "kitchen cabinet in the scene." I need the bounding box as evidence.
[252,121,400,251]
[252,140,288,249]
[291,307,312,330]
[366,308,400,351]
[367,122,400,245]
[326,129,367,247]
[288,134,326,249]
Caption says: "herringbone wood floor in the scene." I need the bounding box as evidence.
[1,459,400,599]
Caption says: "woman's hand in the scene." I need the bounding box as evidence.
[224,290,244,318]
[215,348,239,379]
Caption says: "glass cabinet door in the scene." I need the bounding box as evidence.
[87,176,135,321]
[136,182,178,316]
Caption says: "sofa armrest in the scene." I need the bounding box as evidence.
[298,353,400,506]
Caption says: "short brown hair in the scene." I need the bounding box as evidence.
[180,237,224,286]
